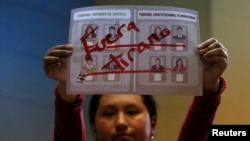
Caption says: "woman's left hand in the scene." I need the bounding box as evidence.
[198,38,228,93]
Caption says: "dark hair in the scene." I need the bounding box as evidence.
[85,56,93,62]
[176,58,184,66]
[84,25,96,38]
[88,94,157,131]
[177,26,183,30]
[109,26,116,31]
[154,26,161,33]
[155,57,161,61]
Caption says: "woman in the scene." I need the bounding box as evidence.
[89,94,157,141]
[83,25,96,38]
[173,58,187,72]
[152,26,163,40]
[43,38,228,141]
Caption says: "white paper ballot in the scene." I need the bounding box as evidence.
[67,5,202,95]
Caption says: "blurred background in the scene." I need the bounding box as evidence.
[0,0,248,141]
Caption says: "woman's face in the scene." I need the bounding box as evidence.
[155,27,161,34]
[94,94,154,141]
[177,59,183,66]
[87,27,92,33]
[87,60,93,65]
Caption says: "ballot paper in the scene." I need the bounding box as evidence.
[67,5,202,95]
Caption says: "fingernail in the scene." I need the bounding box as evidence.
[199,49,204,54]
[198,44,202,48]
[67,51,73,55]
[56,62,61,67]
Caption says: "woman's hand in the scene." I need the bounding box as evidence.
[198,38,228,93]
[43,44,78,103]
[43,44,73,82]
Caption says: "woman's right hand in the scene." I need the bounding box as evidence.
[43,45,78,103]
[43,44,73,82]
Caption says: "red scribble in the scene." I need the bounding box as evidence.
[101,53,129,71]
[84,26,98,38]
[81,22,140,60]
[85,68,173,76]
[127,21,140,32]
[127,48,137,62]
[80,26,103,60]
[148,28,171,43]
[80,21,185,76]
[106,43,185,49]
